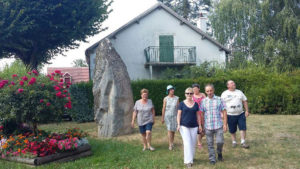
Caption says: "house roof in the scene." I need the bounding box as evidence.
[85,2,230,60]
[47,67,89,83]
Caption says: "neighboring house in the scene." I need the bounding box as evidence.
[85,2,230,80]
[47,67,89,83]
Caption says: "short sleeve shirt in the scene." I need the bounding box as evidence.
[221,89,247,115]
[178,101,199,128]
[200,95,226,130]
[134,99,154,126]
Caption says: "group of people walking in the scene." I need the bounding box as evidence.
[131,80,250,167]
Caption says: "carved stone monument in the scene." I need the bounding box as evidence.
[93,38,133,137]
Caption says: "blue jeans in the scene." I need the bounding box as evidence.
[139,122,153,134]
[205,128,224,162]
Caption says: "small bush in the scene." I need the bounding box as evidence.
[0,62,72,134]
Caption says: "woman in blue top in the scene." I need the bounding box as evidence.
[177,87,202,168]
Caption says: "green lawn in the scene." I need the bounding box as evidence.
[1,115,300,169]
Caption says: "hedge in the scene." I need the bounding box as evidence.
[132,68,300,115]
[68,81,94,122]
[71,68,300,118]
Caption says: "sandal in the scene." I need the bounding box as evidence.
[148,146,155,151]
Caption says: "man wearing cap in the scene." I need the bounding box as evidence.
[162,85,179,150]
[221,80,250,148]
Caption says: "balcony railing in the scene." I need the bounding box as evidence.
[144,46,196,66]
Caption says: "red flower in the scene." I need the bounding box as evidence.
[46,102,51,106]
[12,74,18,78]
[56,92,62,97]
[63,90,68,93]
[21,149,27,154]
[1,80,8,84]
[54,86,60,91]
[54,70,61,74]
[28,77,36,85]
[19,80,24,86]
[50,76,54,81]
[0,83,5,89]
[18,88,24,93]
[27,72,32,75]
[41,83,45,87]
[64,101,72,109]
[60,79,63,82]
[11,81,15,85]
[0,80,8,88]
[32,70,38,76]
[0,126,3,130]
[21,76,28,81]
[59,82,64,86]
[40,99,44,103]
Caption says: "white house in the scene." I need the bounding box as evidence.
[85,2,230,80]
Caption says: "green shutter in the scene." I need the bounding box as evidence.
[159,35,174,62]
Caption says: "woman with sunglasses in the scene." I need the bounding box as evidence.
[162,85,179,150]
[177,87,202,168]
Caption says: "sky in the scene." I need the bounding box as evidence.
[0,0,158,72]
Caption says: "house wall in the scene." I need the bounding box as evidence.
[89,52,96,78]
[90,8,226,80]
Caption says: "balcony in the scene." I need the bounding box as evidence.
[144,46,196,67]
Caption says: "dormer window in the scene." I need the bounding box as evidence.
[63,73,72,84]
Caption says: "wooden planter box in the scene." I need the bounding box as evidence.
[1,144,92,166]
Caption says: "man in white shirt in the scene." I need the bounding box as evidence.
[221,80,250,148]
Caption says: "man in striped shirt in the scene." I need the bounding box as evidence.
[200,84,228,165]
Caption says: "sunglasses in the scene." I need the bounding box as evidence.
[185,93,193,95]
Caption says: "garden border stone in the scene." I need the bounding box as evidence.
[0,144,92,166]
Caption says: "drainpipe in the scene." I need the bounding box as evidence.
[149,65,153,80]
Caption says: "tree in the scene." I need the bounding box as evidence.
[158,0,212,24]
[0,0,112,70]
[72,59,88,67]
[210,0,300,69]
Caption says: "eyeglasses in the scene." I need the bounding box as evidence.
[185,93,193,95]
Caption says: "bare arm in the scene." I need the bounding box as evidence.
[222,110,227,132]
[152,107,156,125]
[177,110,182,131]
[131,111,137,128]
[161,98,166,123]
[197,111,202,132]
[243,100,250,117]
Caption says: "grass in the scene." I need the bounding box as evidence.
[0,115,300,169]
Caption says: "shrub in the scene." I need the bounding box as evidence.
[68,81,94,122]
[0,65,72,134]
[132,67,300,115]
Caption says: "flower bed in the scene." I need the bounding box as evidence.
[0,128,92,165]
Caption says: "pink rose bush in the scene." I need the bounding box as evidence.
[0,69,72,134]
